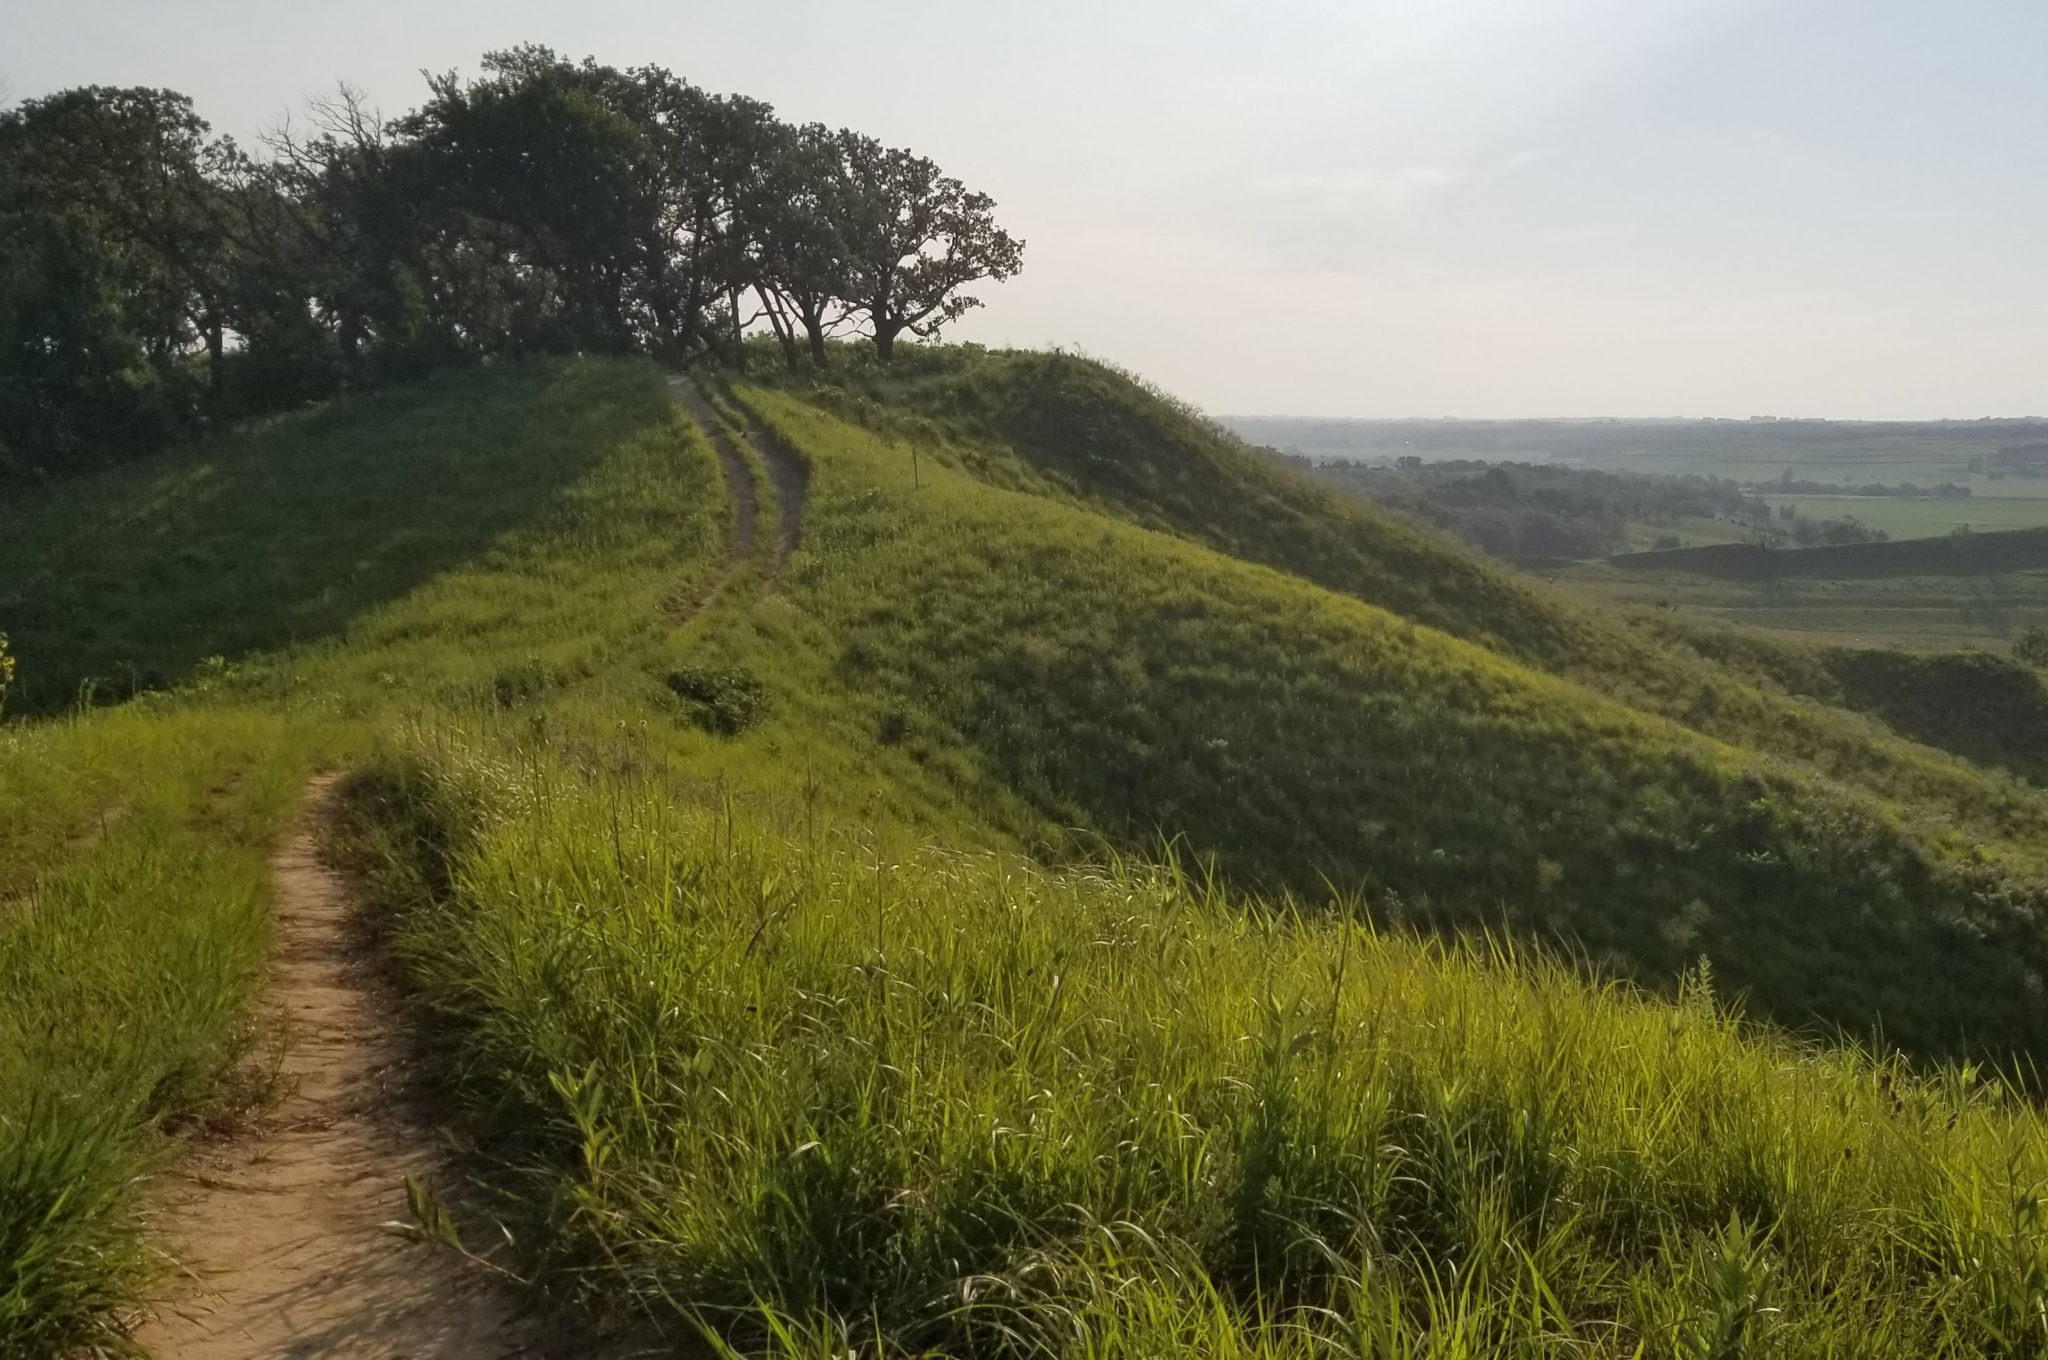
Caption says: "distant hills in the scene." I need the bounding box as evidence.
[1223,414,2048,467]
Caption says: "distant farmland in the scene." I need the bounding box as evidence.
[1226,415,2048,541]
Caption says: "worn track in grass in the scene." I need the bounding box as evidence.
[136,776,560,1359]
[673,377,805,587]
[670,376,760,617]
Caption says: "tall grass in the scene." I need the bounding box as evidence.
[349,726,2048,1357]
[724,384,2048,1062]
[759,350,2048,863]
[0,705,304,1354]
[19,345,2048,1353]
[0,356,727,1350]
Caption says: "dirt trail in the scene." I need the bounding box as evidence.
[671,377,759,615]
[674,378,806,584]
[137,776,556,1360]
[742,406,807,579]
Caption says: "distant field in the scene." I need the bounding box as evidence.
[1538,560,2048,650]
[1229,415,2048,541]
[1763,494,2048,538]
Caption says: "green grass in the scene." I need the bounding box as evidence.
[0,356,734,1353]
[0,704,307,1353]
[346,725,2048,1358]
[0,357,704,716]
[761,348,2048,809]
[727,361,2048,1060]
[19,346,2048,1352]
[1540,559,2048,651]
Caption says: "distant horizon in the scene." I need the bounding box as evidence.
[8,0,2046,419]
[1221,412,2048,426]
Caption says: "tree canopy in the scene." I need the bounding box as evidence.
[0,48,1024,475]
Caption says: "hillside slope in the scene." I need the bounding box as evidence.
[709,378,2048,1060]
[779,351,2048,824]
[13,354,2048,1353]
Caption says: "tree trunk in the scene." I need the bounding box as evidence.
[791,292,831,367]
[646,245,677,358]
[755,285,800,370]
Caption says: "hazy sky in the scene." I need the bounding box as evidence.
[8,0,2044,417]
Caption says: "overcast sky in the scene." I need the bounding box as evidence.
[8,0,2044,417]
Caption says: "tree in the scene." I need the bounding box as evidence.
[0,86,231,469]
[2013,626,2048,669]
[395,48,660,356]
[2,52,1030,474]
[747,122,855,367]
[832,132,1023,360]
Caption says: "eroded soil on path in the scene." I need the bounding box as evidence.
[673,378,805,586]
[672,378,761,610]
[740,404,807,579]
[136,776,559,1359]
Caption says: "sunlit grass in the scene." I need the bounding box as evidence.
[18,346,2048,1354]
[350,727,2048,1357]
[0,356,725,1352]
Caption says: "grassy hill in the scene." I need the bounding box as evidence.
[785,350,2048,819]
[13,350,2048,1353]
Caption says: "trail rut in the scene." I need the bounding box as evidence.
[137,374,805,1357]
[136,776,555,1359]
[673,378,806,585]
[671,376,759,616]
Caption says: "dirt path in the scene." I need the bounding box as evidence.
[136,776,555,1359]
[672,378,761,604]
[673,378,805,585]
[740,405,807,579]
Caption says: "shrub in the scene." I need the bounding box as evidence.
[2013,626,2048,669]
[665,663,769,735]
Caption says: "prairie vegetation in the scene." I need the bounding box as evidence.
[0,706,305,1352]
[347,730,2048,1359]
[13,349,2048,1353]
[0,358,723,1352]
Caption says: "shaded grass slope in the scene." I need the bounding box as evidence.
[0,358,682,715]
[1820,648,2048,791]
[1610,525,2048,580]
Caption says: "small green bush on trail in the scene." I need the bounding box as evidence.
[666,662,770,734]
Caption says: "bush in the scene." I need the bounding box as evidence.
[2014,626,2048,669]
[665,663,769,735]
